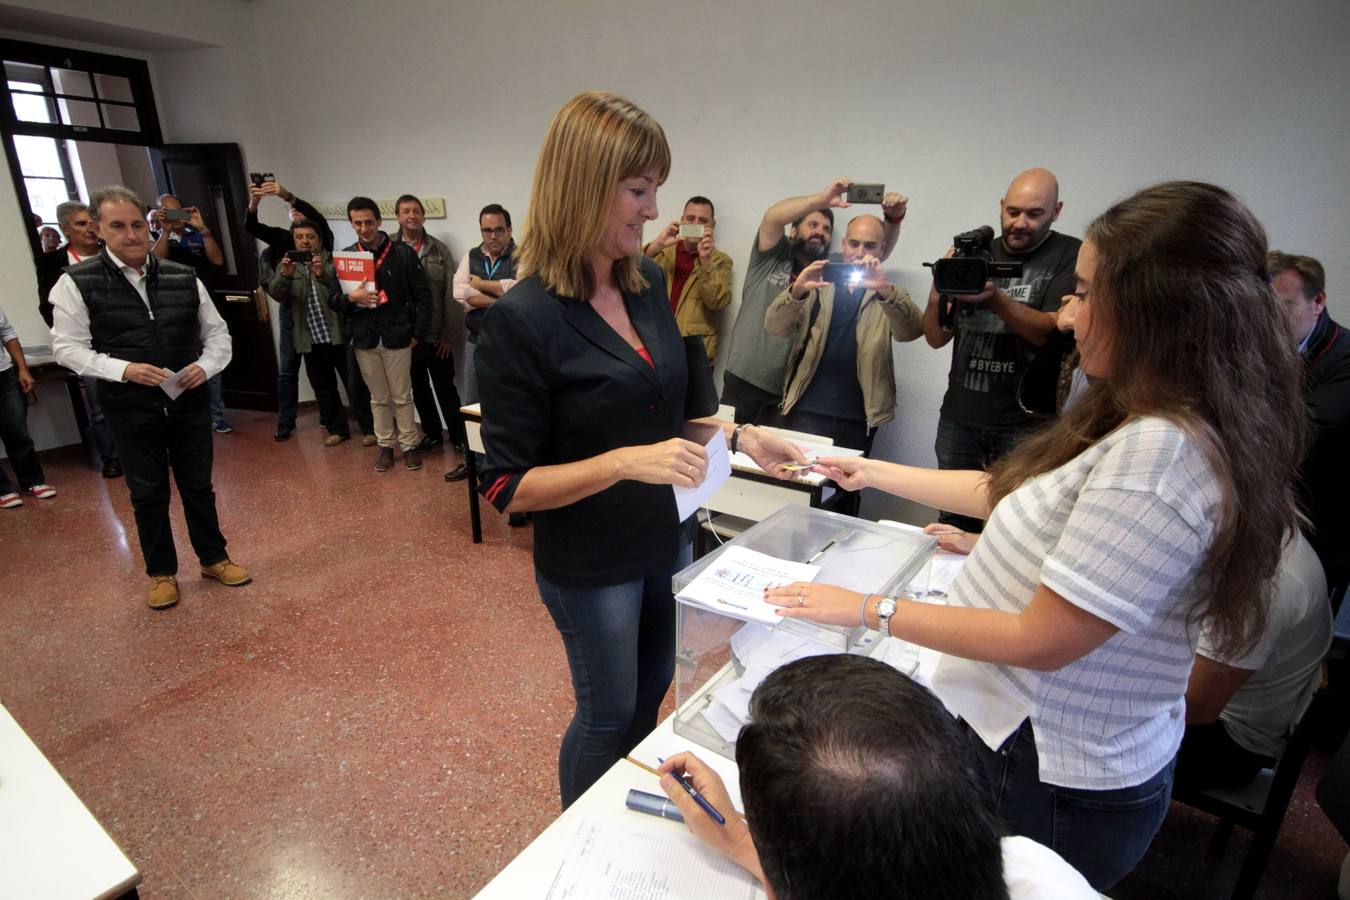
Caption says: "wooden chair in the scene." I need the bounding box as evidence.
[1171,689,1328,900]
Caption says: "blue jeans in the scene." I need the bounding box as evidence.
[276,305,301,429]
[81,375,119,465]
[208,373,226,423]
[969,719,1175,891]
[536,541,693,809]
[934,415,1027,533]
[0,367,44,492]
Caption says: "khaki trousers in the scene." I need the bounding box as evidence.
[355,344,417,451]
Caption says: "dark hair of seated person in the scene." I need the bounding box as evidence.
[738,655,1009,900]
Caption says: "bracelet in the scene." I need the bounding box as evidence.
[730,423,749,454]
[859,593,873,628]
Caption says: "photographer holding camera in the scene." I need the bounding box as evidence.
[765,214,923,468]
[922,168,1081,533]
[721,178,907,425]
[265,220,353,446]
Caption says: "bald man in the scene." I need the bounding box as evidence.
[765,215,923,498]
[922,168,1081,533]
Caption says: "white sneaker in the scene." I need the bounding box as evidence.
[0,492,22,509]
[26,484,56,500]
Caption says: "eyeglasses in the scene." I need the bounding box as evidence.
[481,227,508,236]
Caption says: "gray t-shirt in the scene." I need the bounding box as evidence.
[723,235,795,393]
[1198,531,1331,758]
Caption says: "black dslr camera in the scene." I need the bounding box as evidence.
[924,226,1024,328]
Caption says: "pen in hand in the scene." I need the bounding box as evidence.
[657,756,727,825]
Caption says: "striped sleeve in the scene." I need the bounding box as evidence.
[1041,424,1216,634]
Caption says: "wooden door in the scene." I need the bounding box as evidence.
[148,142,276,411]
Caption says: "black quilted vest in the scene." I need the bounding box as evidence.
[66,252,205,410]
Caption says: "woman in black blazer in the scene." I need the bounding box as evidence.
[476,92,802,807]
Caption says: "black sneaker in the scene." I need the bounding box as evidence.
[374,447,394,471]
[274,424,295,442]
[508,512,528,528]
[444,463,468,482]
[101,460,123,479]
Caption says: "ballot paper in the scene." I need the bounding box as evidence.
[675,547,820,626]
[672,423,732,522]
[699,622,840,742]
[878,519,968,595]
[158,368,190,400]
[546,818,763,900]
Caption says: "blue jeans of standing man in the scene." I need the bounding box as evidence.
[81,375,119,465]
[0,367,46,493]
[968,718,1176,891]
[536,541,693,809]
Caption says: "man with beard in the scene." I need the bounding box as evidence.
[921,168,1080,533]
[721,179,906,425]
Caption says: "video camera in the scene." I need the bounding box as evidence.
[924,226,1024,328]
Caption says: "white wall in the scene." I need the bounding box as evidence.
[2,0,1347,520]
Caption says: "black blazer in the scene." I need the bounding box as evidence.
[334,235,433,349]
[477,257,690,588]
[35,247,70,327]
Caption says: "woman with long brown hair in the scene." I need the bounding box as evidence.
[767,181,1305,889]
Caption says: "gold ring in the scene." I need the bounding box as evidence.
[798,595,804,607]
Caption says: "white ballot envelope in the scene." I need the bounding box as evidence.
[672,422,731,522]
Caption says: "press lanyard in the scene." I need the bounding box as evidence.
[482,253,503,280]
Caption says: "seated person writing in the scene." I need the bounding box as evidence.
[658,654,1099,900]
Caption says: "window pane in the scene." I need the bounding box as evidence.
[94,74,133,102]
[13,135,64,177]
[12,90,55,124]
[26,177,73,226]
[5,61,48,88]
[51,67,94,98]
[102,103,139,131]
[8,79,42,93]
[58,98,100,128]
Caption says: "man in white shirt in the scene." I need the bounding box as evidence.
[658,654,1100,900]
[1178,530,1332,789]
[49,185,251,610]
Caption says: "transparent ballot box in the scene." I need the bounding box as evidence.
[671,505,936,759]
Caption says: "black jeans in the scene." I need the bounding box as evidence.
[276,305,302,430]
[0,367,45,492]
[104,401,228,576]
[934,414,1028,533]
[345,343,374,436]
[779,407,875,517]
[410,342,467,447]
[303,343,352,438]
[720,371,781,426]
[1174,721,1274,792]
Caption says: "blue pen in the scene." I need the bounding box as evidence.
[657,756,727,825]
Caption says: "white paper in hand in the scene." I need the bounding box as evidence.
[673,422,731,522]
[158,368,189,400]
[676,546,820,625]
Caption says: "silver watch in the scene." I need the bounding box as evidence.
[874,596,897,637]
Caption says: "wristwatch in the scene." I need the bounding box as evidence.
[874,596,897,637]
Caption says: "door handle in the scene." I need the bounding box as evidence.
[224,294,252,303]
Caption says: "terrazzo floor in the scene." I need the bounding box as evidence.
[0,407,1345,898]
